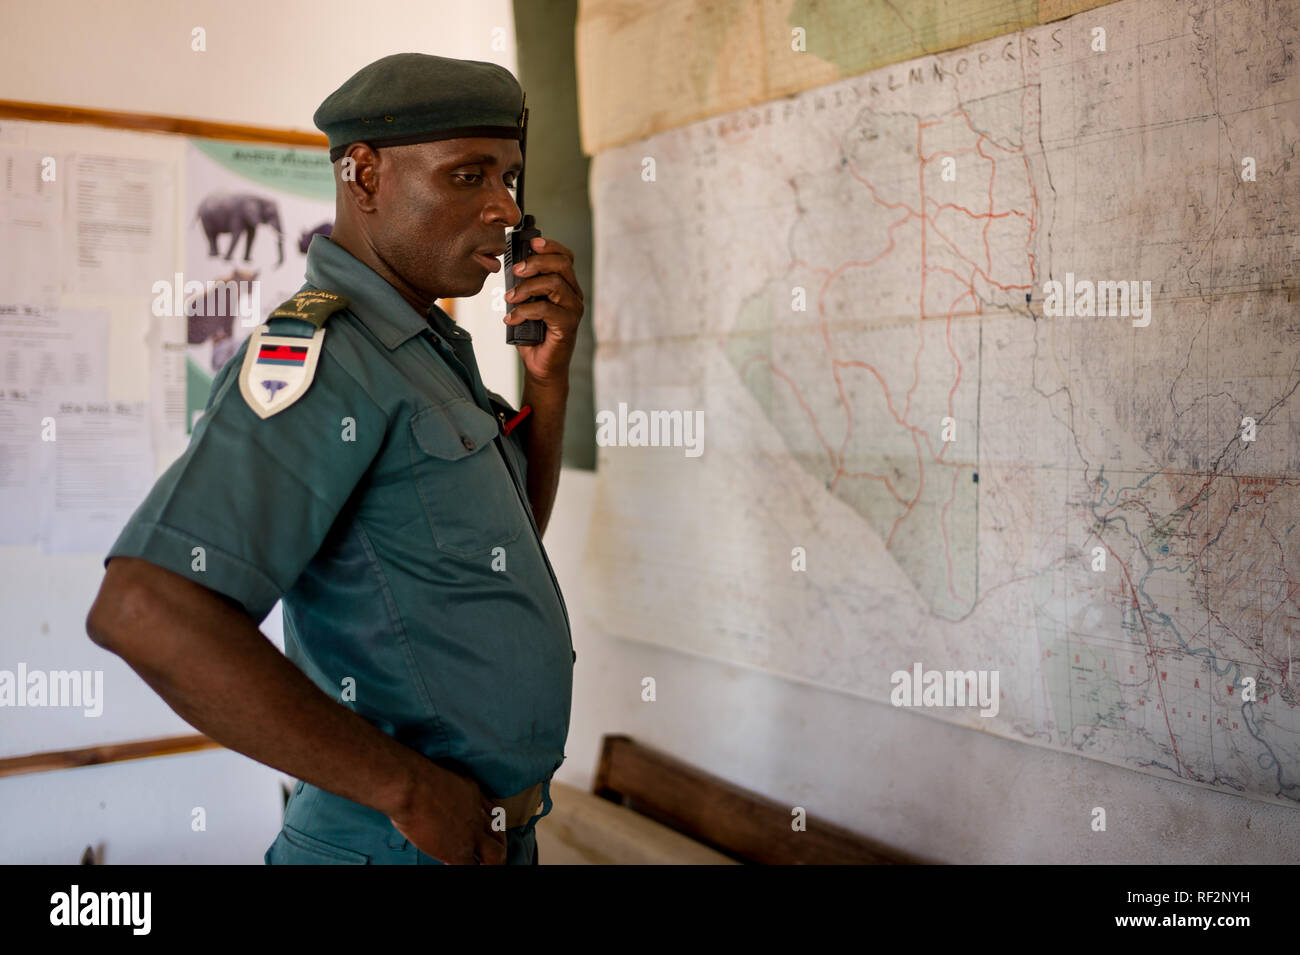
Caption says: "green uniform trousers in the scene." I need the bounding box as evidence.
[264,779,539,865]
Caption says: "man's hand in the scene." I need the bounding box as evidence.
[87,558,507,865]
[387,761,508,865]
[503,235,584,385]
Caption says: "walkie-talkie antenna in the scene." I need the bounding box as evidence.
[515,100,528,214]
[504,94,547,345]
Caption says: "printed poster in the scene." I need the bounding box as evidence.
[175,140,335,437]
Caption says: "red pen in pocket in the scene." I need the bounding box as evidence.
[502,404,532,435]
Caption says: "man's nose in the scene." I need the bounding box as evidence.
[485,182,521,226]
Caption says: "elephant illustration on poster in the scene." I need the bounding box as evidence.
[186,267,259,371]
[195,193,284,267]
[298,220,333,254]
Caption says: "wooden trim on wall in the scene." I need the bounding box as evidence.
[0,733,221,780]
[0,99,327,148]
[593,734,920,864]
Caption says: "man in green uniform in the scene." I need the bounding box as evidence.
[84,53,583,865]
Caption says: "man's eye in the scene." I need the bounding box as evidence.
[455,173,483,185]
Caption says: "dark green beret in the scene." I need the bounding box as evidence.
[314,53,524,162]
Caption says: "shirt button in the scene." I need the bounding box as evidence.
[461,435,475,450]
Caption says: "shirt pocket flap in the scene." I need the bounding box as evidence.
[410,398,499,460]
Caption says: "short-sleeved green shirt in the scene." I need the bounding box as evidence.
[105,236,574,819]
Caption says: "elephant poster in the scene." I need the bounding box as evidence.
[181,140,335,434]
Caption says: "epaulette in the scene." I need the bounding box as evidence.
[264,288,350,338]
[239,289,349,420]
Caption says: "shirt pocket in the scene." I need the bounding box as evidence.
[409,398,526,559]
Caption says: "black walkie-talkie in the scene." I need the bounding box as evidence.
[504,102,546,345]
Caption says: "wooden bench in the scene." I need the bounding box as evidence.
[538,734,917,865]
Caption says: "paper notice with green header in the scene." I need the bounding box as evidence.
[161,140,335,446]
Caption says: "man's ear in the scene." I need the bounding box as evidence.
[338,143,381,212]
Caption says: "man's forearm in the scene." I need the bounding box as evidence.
[519,376,568,536]
[87,559,423,820]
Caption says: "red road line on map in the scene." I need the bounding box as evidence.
[1019,151,1039,281]
[769,101,1043,593]
[927,198,1024,220]
[904,264,928,423]
[885,429,926,548]
[833,359,910,427]
[926,213,1033,297]
[941,288,973,464]
[819,212,915,491]
[918,120,928,321]
[977,136,996,276]
[940,460,967,602]
[844,161,921,217]
[737,354,838,474]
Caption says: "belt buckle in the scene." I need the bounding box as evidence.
[501,782,543,829]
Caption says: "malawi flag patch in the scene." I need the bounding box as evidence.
[239,326,326,420]
[257,344,308,366]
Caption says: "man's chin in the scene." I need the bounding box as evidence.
[424,275,486,305]
[455,271,490,297]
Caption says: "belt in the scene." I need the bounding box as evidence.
[494,781,545,829]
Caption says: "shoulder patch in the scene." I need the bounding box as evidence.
[268,289,350,329]
[239,324,327,419]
